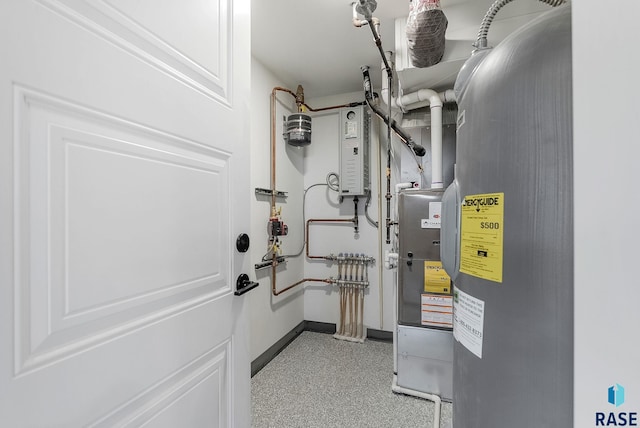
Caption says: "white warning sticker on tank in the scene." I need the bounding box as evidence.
[453,287,485,359]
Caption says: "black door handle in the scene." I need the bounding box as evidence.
[235,273,259,296]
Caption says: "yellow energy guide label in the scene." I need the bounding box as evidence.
[460,192,504,283]
[424,261,451,294]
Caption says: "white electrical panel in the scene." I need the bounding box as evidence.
[339,105,370,196]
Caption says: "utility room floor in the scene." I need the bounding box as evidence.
[251,331,453,428]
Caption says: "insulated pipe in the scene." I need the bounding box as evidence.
[361,68,426,157]
[364,96,425,155]
[302,100,367,113]
[363,18,394,246]
[361,66,424,244]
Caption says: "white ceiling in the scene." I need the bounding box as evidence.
[251,0,554,99]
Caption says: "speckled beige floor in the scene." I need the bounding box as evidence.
[251,331,453,428]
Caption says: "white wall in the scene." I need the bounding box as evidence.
[248,58,305,361]
[302,91,398,333]
[573,1,640,426]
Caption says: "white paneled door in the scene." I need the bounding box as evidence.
[0,0,251,426]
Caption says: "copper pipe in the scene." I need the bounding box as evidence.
[270,87,364,212]
[269,86,364,297]
[272,277,332,297]
[270,87,297,297]
[306,218,356,259]
[271,87,297,211]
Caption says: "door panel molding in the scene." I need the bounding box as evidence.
[13,85,232,377]
[90,339,230,427]
[35,0,232,104]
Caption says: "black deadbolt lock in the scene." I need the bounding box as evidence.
[236,233,250,253]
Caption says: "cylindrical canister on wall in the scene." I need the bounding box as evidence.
[283,113,312,146]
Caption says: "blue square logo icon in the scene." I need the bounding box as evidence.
[608,384,625,407]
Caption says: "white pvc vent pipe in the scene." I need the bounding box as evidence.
[392,374,442,428]
[391,260,442,428]
[381,54,456,190]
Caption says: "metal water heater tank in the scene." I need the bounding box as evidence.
[442,5,573,427]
